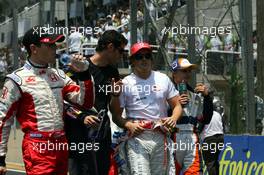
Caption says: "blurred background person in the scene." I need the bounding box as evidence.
[200,97,225,175]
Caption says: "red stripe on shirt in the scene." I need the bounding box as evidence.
[62,84,80,99]
[16,92,38,132]
[82,80,94,109]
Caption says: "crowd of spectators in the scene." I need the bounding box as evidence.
[0,48,12,87]
[165,31,239,54]
[0,0,253,77]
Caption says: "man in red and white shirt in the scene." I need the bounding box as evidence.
[0,27,94,175]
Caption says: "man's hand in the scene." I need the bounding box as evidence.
[125,122,145,137]
[194,83,209,96]
[161,117,177,131]
[178,94,189,105]
[111,78,123,97]
[68,54,89,72]
[0,166,6,175]
[84,115,100,128]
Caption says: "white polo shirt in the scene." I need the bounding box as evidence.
[119,71,178,120]
[200,111,224,140]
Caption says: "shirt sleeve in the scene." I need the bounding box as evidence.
[0,79,21,157]
[62,70,94,110]
[119,80,126,108]
[166,76,179,99]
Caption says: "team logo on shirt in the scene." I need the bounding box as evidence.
[152,85,161,91]
[1,86,8,99]
[25,76,36,84]
[135,96,147,101]
[49,73,59,82]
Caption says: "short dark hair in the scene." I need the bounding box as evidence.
[22,27,42,56]
[96,30,128,52]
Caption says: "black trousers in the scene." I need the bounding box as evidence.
[68,139,111,175]
[69,157,90,175]
[202,134,224,175]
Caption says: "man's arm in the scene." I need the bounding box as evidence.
[110,96,126,128]
[64,101,100,128]
[168,96,182,121]
[0,78,21,172]
[110,96,145,136]
[109,78,127,128]
[162,96,182,129]
[194,83,213,124]
[162,76,182,128]
[202,95,213,124]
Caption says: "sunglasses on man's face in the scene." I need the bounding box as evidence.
[134,53,152,61]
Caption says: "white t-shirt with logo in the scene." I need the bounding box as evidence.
[119,71,178,120]
[200,111,224,140]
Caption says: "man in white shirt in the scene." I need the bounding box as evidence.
[121,11,130,26]
[68,28,85,53]
[111,42,182,174]
[208,35,224,74]
[122,26,131,51]
[196,34,205,52]
[210,35,222,51]
[200,97,224,175]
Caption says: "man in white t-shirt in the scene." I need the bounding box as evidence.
[122,26,131,51]
[68,28,85,53]
[200,97,224,175]
[111,42,182,174]
[121,11,130,26]
[209,35,222,51]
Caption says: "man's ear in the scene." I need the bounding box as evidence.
[107,43,115,51]
[30,44,38,54]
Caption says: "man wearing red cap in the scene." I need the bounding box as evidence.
[0,27,94,175]
[111,42,182,174]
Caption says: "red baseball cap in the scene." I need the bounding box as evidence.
[130,42,152,56]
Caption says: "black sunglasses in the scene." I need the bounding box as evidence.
[134,53,152,61]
